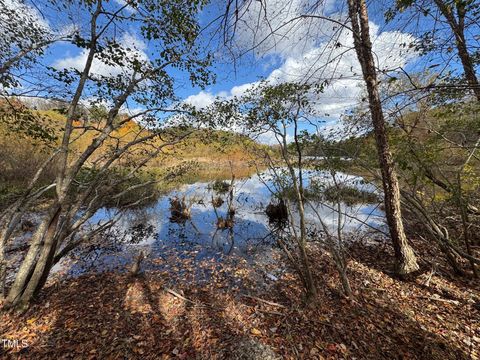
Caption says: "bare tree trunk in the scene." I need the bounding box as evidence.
[337,264,352,296]
[296,201,317,299]
[0,184,57,299]
[0,245,6,299]
[290,116,317,300]
[332,173,353,297]
[293,176,317,299]
[16,220,60,311]
[0,210,23,299]
[4,206,60,308]
[454,31,480,101]
[347,0,419,275]
[433,0,480,101]
[32,226,69,299]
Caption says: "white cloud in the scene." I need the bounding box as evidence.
[233,0,334,60]
[53,33,148,78]
[80,96,112,109]
[183,81,261,110]
[253,130,294,145]
[262,20,416,117]
[183,91,217,109]
[1,0,51,31]
[113,0,136,13]
[0,0,52,46]
[230,83,256,97]
[186,0,417,136]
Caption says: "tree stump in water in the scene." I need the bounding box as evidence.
[169,196,191,222]
[265,199,288,223]
[216,216,234,229]
[212,196,224,208]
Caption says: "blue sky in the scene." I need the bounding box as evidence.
[5,0,477,143]
[181,0,419,141]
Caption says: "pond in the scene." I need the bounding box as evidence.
[60,169,386,277]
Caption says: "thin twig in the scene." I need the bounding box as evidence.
[242,294,287,308]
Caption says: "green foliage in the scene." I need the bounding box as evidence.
[242,81,324,132]
[390,99,480,205]
[297,133,366,158]
[0,0,53,89]
[87,105,109,123]
[0,101,57,143]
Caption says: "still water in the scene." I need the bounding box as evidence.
[63,169,386,276]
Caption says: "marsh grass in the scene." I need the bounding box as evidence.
[322,184,380,206]
[210,179,230,193]
[279,181,380,206]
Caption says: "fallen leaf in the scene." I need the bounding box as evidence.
[250,328,262,336]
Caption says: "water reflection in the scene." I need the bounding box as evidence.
[66,169,386,275]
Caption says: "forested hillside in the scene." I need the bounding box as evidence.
[0,99,264,207]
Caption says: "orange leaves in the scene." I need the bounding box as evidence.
[115,120,137,137]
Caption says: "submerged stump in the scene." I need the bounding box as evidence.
[265,199,288,223]
[169,196,191,223]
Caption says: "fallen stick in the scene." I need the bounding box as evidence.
[164,287,195,304]
[242,295,286,308]
[416,295,460,305]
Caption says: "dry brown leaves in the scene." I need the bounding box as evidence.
[1,239,479,359]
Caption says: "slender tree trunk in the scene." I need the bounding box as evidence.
[283,159,317,299]
[0,210,23,299]
[4,206,60,308]
[16,222,60,311]
[291,117,317,300]
[0,245,6,299]
[276,116,317,300]
[347,0,419,274]
[433,0,480,101]
[454,31,480,101]
[32,216,73,298]
[332,174,352,297]
[297,199,317,299]
[338,265,352,296]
